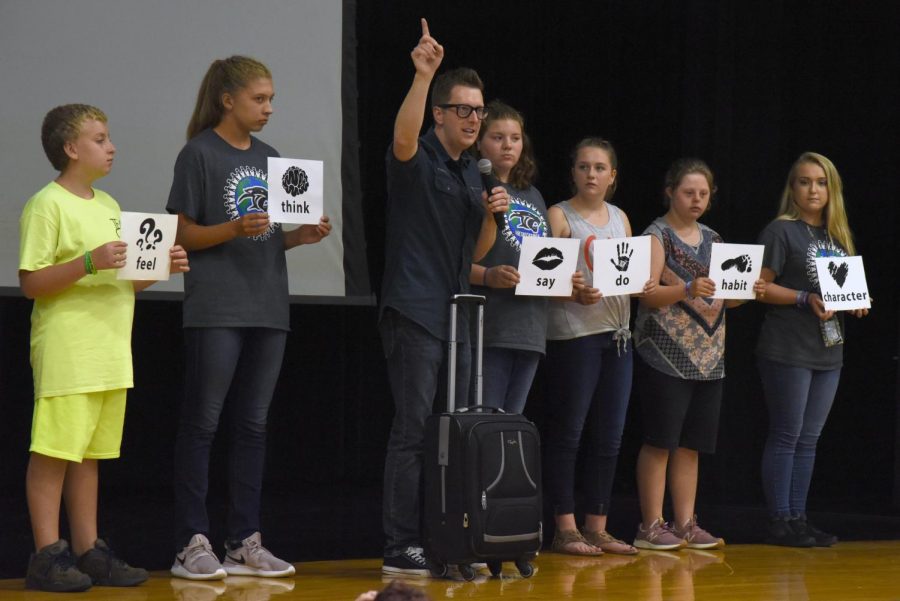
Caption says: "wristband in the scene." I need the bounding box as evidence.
[84,251,97,275]
[684,280,693,299]
[482,267,489,287]
[796,290,809,308]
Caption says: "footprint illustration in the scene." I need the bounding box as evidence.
[721,254,752,273]
[827,261,849,287]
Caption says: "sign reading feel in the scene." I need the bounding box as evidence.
[117,212,178,281]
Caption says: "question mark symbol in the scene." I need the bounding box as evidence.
[139,218,158,250]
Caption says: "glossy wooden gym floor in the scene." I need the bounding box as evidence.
[2,541,899,600]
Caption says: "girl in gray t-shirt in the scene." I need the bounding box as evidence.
[166,55,331,580]
[755,152,868,547]
[468,101,551,414]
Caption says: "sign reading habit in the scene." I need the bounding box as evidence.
[267,157,324,224]
[515,236,580,296]
[592,236,651,296]
[814,256,871,311]
[117,212,177,281]
[708,243,765,299]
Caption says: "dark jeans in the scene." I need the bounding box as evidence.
[173,327,287,549]
[379,309,470,556]
[545,333,633,516]
[477,347,540,414]
[758,357,841,518]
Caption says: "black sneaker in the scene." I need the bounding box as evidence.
[77,539,149,586]
[25,539,93,592]
[794,516,838,547]
[382,546,430,577]
[765,517,815,547]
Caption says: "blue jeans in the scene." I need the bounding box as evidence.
[545,333,633,516]
[173,327,287,549]
[379,309,470,556]
[758,357,841,518]
[478,347,540,414]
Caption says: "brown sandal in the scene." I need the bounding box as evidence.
[582,530,639,555]
[551,529,604,556]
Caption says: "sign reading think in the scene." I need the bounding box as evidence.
[515,236,581,297]
[814,256,871,311]
[708,243,765,299]
[117,212,178,281]
[267,157,324,225]
[592,236,651,297]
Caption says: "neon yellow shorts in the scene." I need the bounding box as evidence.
[30,389,128,461]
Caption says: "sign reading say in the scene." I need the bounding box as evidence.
[592,236,651,297]
[117,212,178,281]
[708,243,765,299]
[515,236,580,297]
[267,157,324,225]
[815,256,871,311]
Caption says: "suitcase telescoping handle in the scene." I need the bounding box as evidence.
[447,294,485,413]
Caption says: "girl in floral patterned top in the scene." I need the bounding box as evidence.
[632,158,765,551]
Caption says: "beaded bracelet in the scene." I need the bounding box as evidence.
[796,290,809,308]
[83,251,97,275]
[684,280,693,299]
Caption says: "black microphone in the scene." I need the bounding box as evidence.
[478,158,506,231]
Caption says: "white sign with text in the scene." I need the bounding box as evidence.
[515,236,580,297]
[592,236,651,296]
[708,243,765,299]
[815,256,871,311]
[117,212,178,281]
[267,157,324,224]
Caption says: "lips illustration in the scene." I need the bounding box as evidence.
[533,247,564,271]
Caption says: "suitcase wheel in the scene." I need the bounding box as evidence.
[515,558,534,578]
[487,560,502,577]
[429,561,448,578]
[458,563,476,581]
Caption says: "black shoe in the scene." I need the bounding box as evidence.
[765,517,815,547]
[382,546,431,577]
[25,539,93,592]
[794,516,838,547]
[77,539,149,586]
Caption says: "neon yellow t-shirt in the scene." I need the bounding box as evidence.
[19,181,135,399]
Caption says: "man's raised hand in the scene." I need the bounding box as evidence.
[410,18,444,77]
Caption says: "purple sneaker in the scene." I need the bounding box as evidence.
[633,518,686,551]
[673,515,724,550]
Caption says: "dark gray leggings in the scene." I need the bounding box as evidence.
[173,327,287,549]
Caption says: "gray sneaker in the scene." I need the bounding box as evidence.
[633,518,687,551]
[171,534,227,580]
[25,539,92,592]
[222,532,295,577]
[673,515,724,549]
[77,538,149,586]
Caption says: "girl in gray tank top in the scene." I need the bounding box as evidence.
[547,200,630,342]
[544,138,656,557]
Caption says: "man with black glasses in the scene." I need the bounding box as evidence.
[379,19,509,576]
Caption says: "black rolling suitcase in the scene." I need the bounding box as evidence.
[423,294,542,580]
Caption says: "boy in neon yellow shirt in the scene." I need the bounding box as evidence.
[19,104,189,592]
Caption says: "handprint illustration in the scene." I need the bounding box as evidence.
[610,242,633,272]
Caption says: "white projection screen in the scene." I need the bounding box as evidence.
[0,0,371,303]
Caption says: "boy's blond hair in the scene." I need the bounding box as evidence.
[41,104,108,172]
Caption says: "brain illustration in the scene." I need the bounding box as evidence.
[282,166,309,197]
